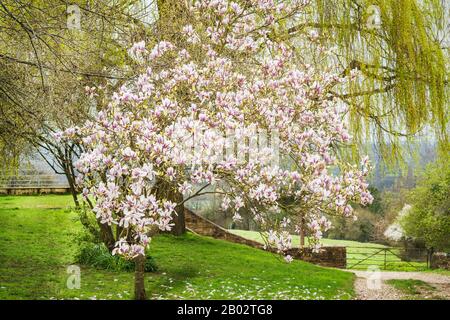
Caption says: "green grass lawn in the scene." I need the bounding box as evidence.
[0,195,355,300]
[229,230,428,271]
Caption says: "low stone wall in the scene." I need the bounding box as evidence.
[185,208,346,268]
[285,247,347,268]
[431,252,450,270]
[0,187,70,195]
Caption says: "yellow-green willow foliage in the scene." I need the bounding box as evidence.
[291,0,448,163]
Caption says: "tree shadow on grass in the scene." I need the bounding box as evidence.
[147,264,200,297]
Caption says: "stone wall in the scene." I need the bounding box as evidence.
[285,247,347,268]
[0,187,71,195]
[185,208,347,268]
[431,252,450,270]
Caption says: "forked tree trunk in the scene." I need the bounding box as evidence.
[134,255,147,300]
[64,165,80,209]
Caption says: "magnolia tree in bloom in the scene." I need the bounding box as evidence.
[61,0,373,299]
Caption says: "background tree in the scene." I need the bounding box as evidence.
[400,155,450,252]
[0,0,154,205]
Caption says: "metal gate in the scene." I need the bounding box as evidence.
[346,246,430,270]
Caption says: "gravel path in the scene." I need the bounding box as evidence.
[354,277,403,300]
[348,270,450,300]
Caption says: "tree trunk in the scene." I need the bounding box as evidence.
[134,255,147,300]
[299,216,305,248]
[155,179,186,236]
[171,203,186,236]
[66,151,81,209]
[428,247,434,269]
[168,184,186,236]
[64,165,80,209]
[154,1,188,236]
[99,223,116,252]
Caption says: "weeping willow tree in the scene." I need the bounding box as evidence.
[287,0,448,163]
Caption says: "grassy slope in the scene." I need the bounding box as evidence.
[0,195,354,300]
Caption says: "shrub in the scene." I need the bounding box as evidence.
[77,243,157,272]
